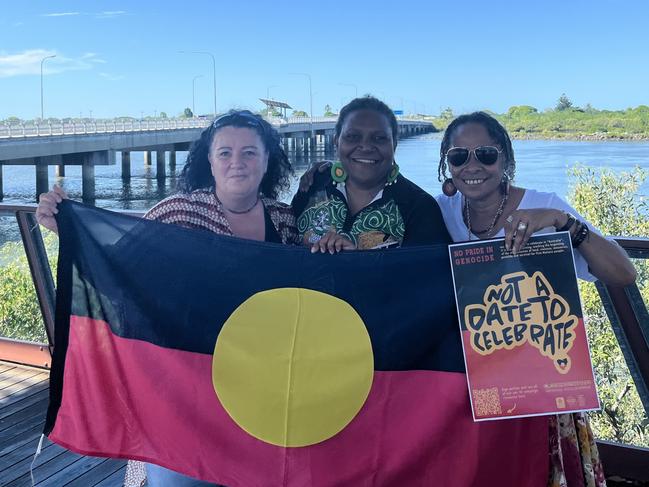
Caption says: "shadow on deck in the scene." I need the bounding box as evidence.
[0,362,127,486]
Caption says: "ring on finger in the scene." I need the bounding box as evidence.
[517,222,528,231]
[506,215,514,223]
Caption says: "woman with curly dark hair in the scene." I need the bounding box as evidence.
[143,109,297,245]
[38,110,299,246]
[176,110,293,200]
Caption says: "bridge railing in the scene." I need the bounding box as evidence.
[0,117,433,139]
[269,116,338,124]
[0,202,647,481]
[0,119,212,139]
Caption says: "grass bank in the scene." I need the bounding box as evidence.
[426,105,649,141]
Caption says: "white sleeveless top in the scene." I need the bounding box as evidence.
[435,189,598,281]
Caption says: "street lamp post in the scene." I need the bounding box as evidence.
[40,55,56,120]
[192,75,203,117]
[179,51,217,116]
[291,72,313,135]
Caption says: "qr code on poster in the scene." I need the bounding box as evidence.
[473,387,502,416]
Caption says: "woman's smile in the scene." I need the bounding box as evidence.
[462,177,487,186]
[336,109,395,190]
[351,156,380,164]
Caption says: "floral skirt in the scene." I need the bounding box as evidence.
[548,413,607,487]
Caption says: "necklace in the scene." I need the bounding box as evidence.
[464,191,509,240]
[216,193,260,214]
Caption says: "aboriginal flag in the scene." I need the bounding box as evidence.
[45,201,549,487]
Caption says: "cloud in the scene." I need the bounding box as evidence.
[96,11,126,18]
[99,72,125,81]
[0,49,107,78]
[40,11,127,20]
[81,53,107,64]
[42,12,80,17]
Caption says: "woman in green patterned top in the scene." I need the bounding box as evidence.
[292,96,450,251]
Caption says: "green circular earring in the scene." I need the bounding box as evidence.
[385,162,400,186]
[330,161,347,184]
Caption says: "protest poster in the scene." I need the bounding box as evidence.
[449,232,600,421]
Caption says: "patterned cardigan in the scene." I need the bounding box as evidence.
[143,189,299,244]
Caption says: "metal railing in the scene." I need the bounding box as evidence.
[0,119,210,138]
[267,116,338,125]
[0,202,647,481]
[0,117,433,139]
[0,204,54,367]
[600,239,649,413]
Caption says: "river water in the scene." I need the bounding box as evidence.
[1,133,648,244]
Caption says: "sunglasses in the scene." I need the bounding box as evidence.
[445,146,503,167]
[212,111,265,131]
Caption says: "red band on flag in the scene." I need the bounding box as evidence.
[50,316,549,486]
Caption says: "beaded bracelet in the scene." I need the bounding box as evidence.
[571,220,590,248]
[557,212,576,232]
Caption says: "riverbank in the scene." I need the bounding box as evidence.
[510,132,649,141]
[425,105,649,141]
[427,120,649,141]
[428,126,649,141]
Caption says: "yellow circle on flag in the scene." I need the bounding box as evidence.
[212,288,374,447]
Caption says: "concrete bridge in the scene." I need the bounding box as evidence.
[0,117,437,200]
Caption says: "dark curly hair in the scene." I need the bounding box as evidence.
[335,96,399,147]
[438,111,516,182]
[178,110,293,199]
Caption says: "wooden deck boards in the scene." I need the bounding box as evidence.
[0,362,127,486]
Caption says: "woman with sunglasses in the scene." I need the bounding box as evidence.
[36,110,298,487]
[436,111,635,285]
[436,111,636,486]
[293,95,451,251]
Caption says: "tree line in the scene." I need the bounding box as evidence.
[431,95,649,139]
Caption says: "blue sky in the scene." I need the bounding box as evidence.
[1,0,648,119]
